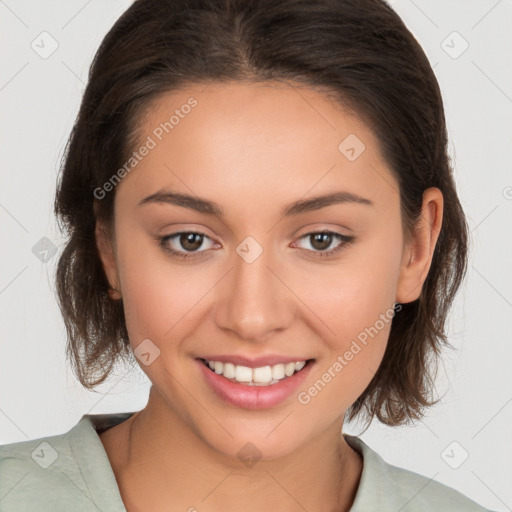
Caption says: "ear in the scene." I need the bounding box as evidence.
[95,218,121,293]
[395,187,443,304]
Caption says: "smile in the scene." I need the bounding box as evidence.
[201,358,309,386]
[196,357,315,409]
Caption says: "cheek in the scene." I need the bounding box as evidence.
[301,239,401,345]
[115,234,214,344]
[296,277,395,416]
[293,236,401,403]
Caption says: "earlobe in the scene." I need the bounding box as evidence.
[395,187,443,304]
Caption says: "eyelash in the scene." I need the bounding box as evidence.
[158,230,355,260]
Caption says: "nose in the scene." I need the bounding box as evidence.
[213,246,297,343]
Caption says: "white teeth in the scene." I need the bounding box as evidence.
[235,365,253,382]
[253,365,272,383]
[204,359,309,386]
[284,362,296,377]
[223,362,235,379]
[271,364,285,380]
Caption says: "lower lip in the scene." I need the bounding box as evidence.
[196,359,315,410]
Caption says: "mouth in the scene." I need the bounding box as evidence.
[196,356,315,410]
[199,357,315,386]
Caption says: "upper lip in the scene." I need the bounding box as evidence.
[199,355,313,368]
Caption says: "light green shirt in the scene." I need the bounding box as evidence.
[0,412,493,511]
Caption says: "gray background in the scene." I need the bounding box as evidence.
[1,1,511,510]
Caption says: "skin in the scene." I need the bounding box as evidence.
[95,81,443,512]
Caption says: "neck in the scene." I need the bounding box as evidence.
[102,389,363,512]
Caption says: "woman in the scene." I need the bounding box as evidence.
[0,0,496,510]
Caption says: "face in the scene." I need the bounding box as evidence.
[96,81,442,459]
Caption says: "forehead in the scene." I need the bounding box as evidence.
[117,81,399,218]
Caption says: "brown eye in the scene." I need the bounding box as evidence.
[309,232,334,251]
[159,231,217,260]
[293,231,356,258]
[179,233,204,251]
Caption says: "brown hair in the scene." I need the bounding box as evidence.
[54,0,469,427]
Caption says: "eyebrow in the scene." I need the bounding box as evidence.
[138,189,374,217]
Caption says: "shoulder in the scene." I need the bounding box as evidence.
[345,435,495,512]
[0,427,89,511]
[0,415,127,512]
